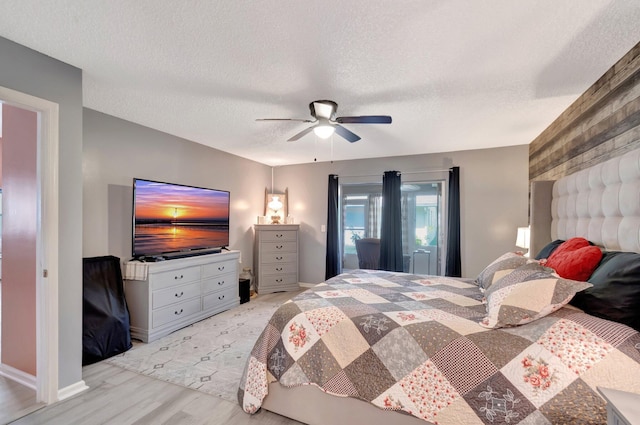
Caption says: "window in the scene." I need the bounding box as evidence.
[340,185,382,269]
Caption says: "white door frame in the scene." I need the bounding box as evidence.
[0,85,59,404]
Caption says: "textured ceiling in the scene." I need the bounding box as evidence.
[1,1,639,166]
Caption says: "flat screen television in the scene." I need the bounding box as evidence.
[132,178,230,259]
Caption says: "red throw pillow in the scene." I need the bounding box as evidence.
[545,237,602,281]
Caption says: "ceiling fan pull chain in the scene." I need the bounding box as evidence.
[330,134,334,164]
[314,135,318,162]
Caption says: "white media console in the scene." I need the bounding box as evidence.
[123,250,240,343]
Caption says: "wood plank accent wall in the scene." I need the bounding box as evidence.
[529,42,640,181]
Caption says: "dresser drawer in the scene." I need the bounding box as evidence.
[151,266,201,290]
[261,241,297,253]
[202,272,236,294]
[152,281,201,310]
[259,273,298,287]
[202,259,237,278]
[260,262,297,275]
[203,285,237,310]
[260,230,297,242]
[261,252,297,264]
[152,297,201,328]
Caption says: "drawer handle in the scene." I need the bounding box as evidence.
[174,309,184,315]
[175,291,184,298]
[276,278,283,283]
[218,266,225,271]
[276,245,283,249]
[174,274,184,280]
[218,280,225,285]
[276,234,283,238]
[276,256,283,260]
[218,294,225,300]
[276,267,283,271]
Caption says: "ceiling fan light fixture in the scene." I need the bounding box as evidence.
[313,122,335,139]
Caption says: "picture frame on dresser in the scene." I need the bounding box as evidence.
[253,224,300,294]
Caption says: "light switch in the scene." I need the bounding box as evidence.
[321,225,326,232]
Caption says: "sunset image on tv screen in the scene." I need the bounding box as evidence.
[133,179,230,256]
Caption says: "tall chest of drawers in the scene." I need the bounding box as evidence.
[254,224,300,294]
[123,251,239,342]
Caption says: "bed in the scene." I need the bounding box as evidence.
[238,148,640,424]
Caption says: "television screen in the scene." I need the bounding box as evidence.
[132,178,230,258]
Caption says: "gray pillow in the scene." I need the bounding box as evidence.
[534,239,564,260]
[570,251,640,331]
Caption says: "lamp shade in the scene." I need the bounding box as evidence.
[515,226,530,256]
[268,195,283,212]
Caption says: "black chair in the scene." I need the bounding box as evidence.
[355,238,381,270]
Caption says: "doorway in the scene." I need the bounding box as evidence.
[403,182,444,275]
[0,86,60,414]
[340,179,445,274]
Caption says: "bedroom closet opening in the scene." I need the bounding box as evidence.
[340,179,444,275]
[0,100,47,423]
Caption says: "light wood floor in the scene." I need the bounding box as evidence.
[10,289,308,425]
[11,361,302,425]
[0,376,44,424]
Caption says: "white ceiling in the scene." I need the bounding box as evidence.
[1,1,639,166]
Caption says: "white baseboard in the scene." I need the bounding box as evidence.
[299,282,316,288]
[57,380,89,401]
[0,363,37,390]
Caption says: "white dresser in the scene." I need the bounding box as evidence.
[254,224,300,294]
[123,251,239,342]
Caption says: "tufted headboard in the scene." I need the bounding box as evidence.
[530,148,640,256]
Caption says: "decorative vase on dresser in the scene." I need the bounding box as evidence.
[253,224,300,294]
[123,250,240,343]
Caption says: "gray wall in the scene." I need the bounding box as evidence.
[277,144,530,282]
[83,109,270,271]
[84,107,529,284]
[0,37,83,389]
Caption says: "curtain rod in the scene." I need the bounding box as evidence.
[333,168,454,179]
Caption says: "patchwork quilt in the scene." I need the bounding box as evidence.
[238,271,640,424]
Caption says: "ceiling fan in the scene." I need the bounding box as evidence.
[256,100,392,143]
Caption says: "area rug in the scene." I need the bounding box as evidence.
[106,291,301,402]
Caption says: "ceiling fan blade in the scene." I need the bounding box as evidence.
[334,125,361,143]
[287,126,315,142]
[256,118,314,123]
[335,115,392,124]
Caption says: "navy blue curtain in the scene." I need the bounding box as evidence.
[325,174,341,280]
[379,171,404,271]
[446,167,461,277]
